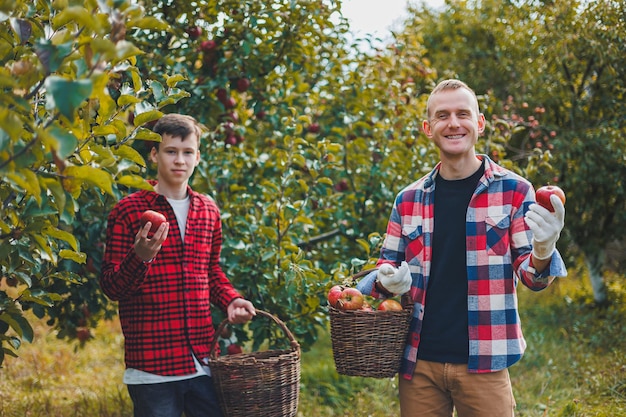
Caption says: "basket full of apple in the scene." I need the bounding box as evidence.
[327,276,413,378]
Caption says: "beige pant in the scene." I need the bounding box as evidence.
[399,360,516,417]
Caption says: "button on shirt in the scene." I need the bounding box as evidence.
[358,156,567,380]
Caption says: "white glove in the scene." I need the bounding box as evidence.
[524,195,565,260]
[377,261,412,295]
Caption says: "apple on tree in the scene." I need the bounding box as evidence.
[140,210,167,235]
[536,185,566,212]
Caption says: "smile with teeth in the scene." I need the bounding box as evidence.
[446,134,465,139]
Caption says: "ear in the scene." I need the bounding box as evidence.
[149,146,158,164]
[422,119,433,138]
[477,113,486,135]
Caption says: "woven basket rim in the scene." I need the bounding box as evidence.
[209,309,300,360]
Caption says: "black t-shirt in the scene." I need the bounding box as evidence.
[417,162,485,364]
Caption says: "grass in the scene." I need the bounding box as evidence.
[1,270,625,416]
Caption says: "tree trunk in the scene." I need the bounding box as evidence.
[584,251,609,305]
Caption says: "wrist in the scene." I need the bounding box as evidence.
[374,279,394,297]
[531,238,555,260]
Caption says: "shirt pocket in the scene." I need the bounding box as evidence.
[485,213,510,256]
[401,223,425,269]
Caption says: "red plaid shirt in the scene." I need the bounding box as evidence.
[100,184,242,376]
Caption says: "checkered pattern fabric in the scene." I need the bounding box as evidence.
[101,184,241,376]
[362,156,566,380]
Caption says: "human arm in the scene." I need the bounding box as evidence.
[525,194,565,272]
[514,186,567,289]
[100,201,168,300]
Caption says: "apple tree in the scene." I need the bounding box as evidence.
[403,0,626,304]
[0,0,190,364]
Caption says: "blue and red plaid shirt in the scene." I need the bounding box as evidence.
[100,183,242,376]
[358,156,567,379]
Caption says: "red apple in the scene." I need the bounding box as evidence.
[186,26,202,40]
[140,210,167,234]
[334,179,349,192]
[227,343,242,355]
[327,285,344,308]
[308,123,320,133]
[236,77,251,92]
[536,185,566,212]
[377,299,403,311]
[200,39,217,53]
[336,287,364,311]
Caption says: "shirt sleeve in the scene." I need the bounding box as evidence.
[513,185,567,290]
[100,202,150,301]
[205,207,241,311]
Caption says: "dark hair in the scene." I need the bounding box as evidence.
[151,113,202,149]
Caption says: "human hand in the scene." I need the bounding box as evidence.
[134,221,169,262]
[227,298,256,324]
[525,194,565,260]
[377,261,412,295]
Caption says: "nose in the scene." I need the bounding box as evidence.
[448,114,461,128]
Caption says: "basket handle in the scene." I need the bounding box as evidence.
[210,309,300,360]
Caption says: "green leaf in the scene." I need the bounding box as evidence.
[48,125,78,159]
[0,312,34,343]
[34,39,72,73]
[45,76,93,120]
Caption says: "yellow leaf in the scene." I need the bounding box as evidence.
[166,74,187,88]
[7,170,41,205]
[118,95,142,106]
[52,6,98,31]
[59,249,87,264]
[134,109,163,127]
[117,174,152,190]
[133,127,162,142]
[43,225,79,251]
[112,144,146,166]
[64,165,114,196]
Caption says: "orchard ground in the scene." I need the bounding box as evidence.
[1,269,624,417]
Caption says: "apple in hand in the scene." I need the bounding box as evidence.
[536,185,566,212]
[336,287,364,311]
[377,299,403,311]
[140,210,167,234]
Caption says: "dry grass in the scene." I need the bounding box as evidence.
[1,271,625,416]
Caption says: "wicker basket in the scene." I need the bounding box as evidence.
[208,310,301,417]
[329,270,413,378]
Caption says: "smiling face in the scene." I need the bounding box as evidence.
[422,85,486,164]
[150,132,200,192]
